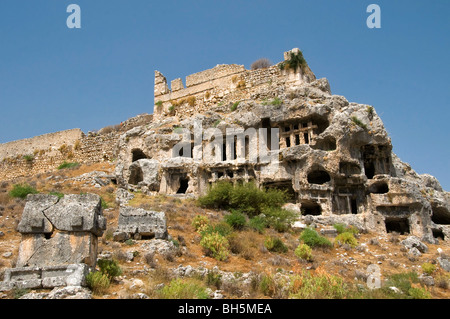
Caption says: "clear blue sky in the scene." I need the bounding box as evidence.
[0,1,449,190]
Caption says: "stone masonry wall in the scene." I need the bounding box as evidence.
[0,129,83,161]
[0,113,154,181]
[0,131,119,181]
[153,49,315,120]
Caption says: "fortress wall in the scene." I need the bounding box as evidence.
[185,64,246,87]
[0,129,84,161]
[0,113,154,181]
[153,63,289,119]
[0,131,119,181]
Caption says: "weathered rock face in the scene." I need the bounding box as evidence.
[0,194,106,291]
[16,193,106,268]
[114,48,450,243]
[114,206,168,241]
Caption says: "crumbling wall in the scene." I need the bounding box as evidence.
[0,129,83,160]
[0,131,119,181]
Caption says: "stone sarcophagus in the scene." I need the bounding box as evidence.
[0,193,106,291]
[113,206,167,241]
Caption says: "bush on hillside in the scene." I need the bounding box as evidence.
[299,228,332,249]
[224,209,247,230]
[200,232,230,261]
[9,184,38,199]
[264,236,288,253]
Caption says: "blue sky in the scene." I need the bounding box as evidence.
[0,1,449,190]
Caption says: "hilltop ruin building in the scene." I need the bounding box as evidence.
[114,48,450,243]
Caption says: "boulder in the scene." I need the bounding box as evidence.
[114,206,167,240]
[401,236,428,254]
[437,257,450,272]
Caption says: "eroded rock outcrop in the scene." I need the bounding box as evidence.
[113,48,449,243]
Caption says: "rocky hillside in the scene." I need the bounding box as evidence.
[0,48,449,300]
[0,162,449,299]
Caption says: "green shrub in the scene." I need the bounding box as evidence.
[295,244,313,261]
[264,236,288,253]
[198,181,288,217]
[259,274,277,297]
[248,216,267,233]
[86,271,110,295]
[335,232,358,248]
[230,101,240,112]
[299,228,332,249]
[199,222,233,238]
[261,97,282,107]
[351,116,367,130]
[385,272,419,296]
[289,272,347,299]
[408,287,432,299]
[13,288,30,299]
[421,262,436,276]
[158,278,210,299]
[198,181,293,231]
[49,192,64,199]
[198,181,234,209]
[270,97,282,107]
[262,206,296,232]
[212,221,234,237]
[57,161,80,170]
[9,183,38,199]
[155,100,163,107]
[192,215,210,232]
[379,272,431,299]
[279,51,307,72]
[23,154,34,162]
[101,197,109,209]
[206,269,222,289]
[225,210,247,230]
[200,232,230,261]
[97,259,122,280]
[333,223,359,235]
[229,182,287,217]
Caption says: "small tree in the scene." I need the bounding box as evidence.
[251,58,272,70]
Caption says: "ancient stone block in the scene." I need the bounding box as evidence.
[1,194,106,291]
[114,206,167,240]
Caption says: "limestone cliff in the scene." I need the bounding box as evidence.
[114,48,450,244]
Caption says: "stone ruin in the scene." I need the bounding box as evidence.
[113,206,168,241]
[0,193,106,291]
[114,48,450,244]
